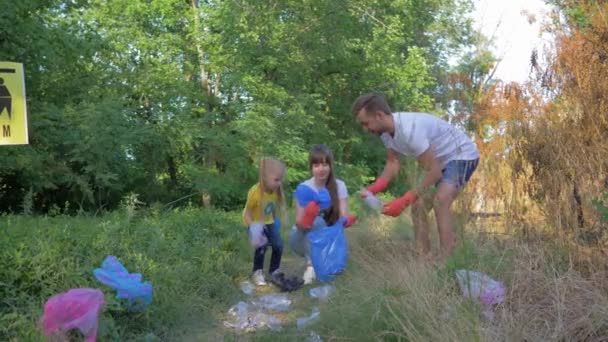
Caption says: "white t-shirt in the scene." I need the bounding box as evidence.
[380,112,479,167]
[302,177,348,200]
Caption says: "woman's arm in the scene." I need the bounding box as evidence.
[339,198,348,217]
[294,201,306,229]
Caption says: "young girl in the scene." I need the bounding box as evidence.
[243,158,287,286]
[289,144,356,284]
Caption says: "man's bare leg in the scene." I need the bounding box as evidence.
[411,197,432,256]
[433,183,459,259]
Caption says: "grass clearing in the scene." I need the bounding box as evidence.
[2,206,608,341]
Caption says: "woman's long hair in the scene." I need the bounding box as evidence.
[309,144,340,225]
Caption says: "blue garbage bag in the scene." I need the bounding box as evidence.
[93,255,153,311]
[294,184,331,209]
[316,188,331,210]
[307,218,348,282]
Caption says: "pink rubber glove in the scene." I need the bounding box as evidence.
[382,191,418,217]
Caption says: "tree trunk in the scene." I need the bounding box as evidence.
[190,0,210,97]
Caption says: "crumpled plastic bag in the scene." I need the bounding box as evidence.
[248,222,268,249]
[309,284,336,301]
[270,271,304,292]
[307,218,348,282]
[40,288,105,342]
[362,193,383,211]
[294,184,331,209]
[455,269,506,319]
[251,293,292,311]
[223,301,282,333]
[306,331,323,342]
[93,255,153,311]
[297,307,320,330]
[240,281,255,295]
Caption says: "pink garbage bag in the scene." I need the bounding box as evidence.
[40,288,105,342]
[455,270,506,320]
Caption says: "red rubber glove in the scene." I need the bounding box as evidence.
[298,201,320,229]
[363,177,389,197]
[382,191,418,217]
[342,214,358,228]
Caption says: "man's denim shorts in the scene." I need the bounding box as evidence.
[439,158,479,189]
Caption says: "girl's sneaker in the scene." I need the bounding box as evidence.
[303,265,316,285]
[252,270,267,286]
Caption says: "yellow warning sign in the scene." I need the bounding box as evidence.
[0,62,29,145]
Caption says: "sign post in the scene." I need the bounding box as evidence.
[0,62,29,145]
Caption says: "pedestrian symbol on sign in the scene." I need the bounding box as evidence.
[0,62,29,145]
[0,77,11,119]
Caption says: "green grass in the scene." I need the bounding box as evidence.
[0,208,251,341]
[3,205,608,341]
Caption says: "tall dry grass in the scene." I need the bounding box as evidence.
[308,213,608,342]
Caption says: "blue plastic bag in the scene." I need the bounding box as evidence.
[316,188,331,209]
[93,255,153,311]
[294,184,331,209]
[307,218,348,282]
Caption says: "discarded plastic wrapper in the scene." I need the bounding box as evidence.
[248,222,268,249]
[224,301,281,332]
[240,281,255,295]
[363,193,383,211]
[251,293,291,311]
[306,331,323,342]
[455,269,506,320]
[40,288,105,342]
[93,255,153,311]
[297,307,320,330]
[309,284,336,301]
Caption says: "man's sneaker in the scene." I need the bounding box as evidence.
[303,265,316,285]
[252,269,267,286]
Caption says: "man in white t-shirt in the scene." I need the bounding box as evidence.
[352,93,479,259]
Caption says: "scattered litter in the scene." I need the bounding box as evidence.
[228,301,249,319]
[93,255,153,311]
[255,312,282,331]
[252,293,291,312]
[455,270,506,320]
[270,272,304,292]
[296,307,320,330]
[40,288,105,342]
[248,222,268,249]
[240,281,255,295]
[223,301,282,333]
[362,193,383,211]
[309,284,336,301]
[306,331,323,342]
